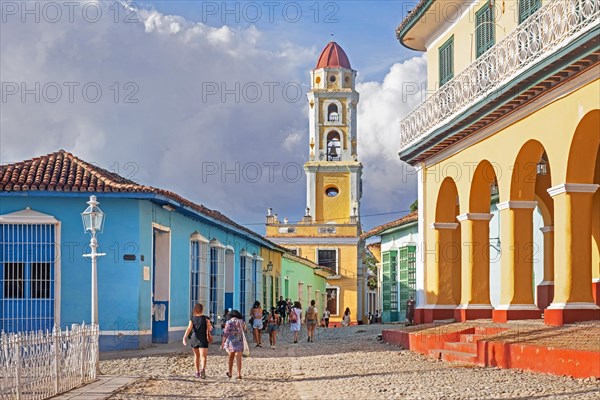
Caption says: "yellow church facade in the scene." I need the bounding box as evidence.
[266,42,365,324]
[397,0,599,325]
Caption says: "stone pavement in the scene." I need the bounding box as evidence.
[52,376,137,400]
[97,324,600,399]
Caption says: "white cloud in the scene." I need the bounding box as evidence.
[357,55,427,218]
[0,2,426,231]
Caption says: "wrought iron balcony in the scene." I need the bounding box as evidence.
[399,0,599,153]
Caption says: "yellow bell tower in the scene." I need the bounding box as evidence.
[266,42,365,325]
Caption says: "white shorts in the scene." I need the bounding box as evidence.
[253,319,263,330]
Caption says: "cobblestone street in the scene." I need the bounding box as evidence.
[100,324,599,399]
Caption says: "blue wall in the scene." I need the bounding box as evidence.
[1,192,267,350]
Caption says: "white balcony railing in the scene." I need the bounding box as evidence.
[399,0,599,152]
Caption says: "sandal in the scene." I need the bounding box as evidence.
[194,372,201,378]
[226,372,232,379]
[201,370,206,379]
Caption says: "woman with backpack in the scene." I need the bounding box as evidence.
[182,303,213,379]
[305,300,318,342]
[289,301,302,343]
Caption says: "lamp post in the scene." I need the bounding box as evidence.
[81,195,106,326]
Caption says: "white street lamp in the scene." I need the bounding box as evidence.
[81,195,106,327]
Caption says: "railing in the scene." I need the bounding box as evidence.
[399,0,600,151]
[0,324,99,400]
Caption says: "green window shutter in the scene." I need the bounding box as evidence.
[476,5,495,58]
[398,245,417,320]
[519,0,542,24]
[438,36,454,86]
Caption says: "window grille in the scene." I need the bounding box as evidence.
[0,223,56,333]
[317,249,338,273]
[208,244,225,321]
[190,239,208,314]
[239,255,247,317]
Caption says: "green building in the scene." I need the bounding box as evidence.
[280,253,332,314]
[362,212,418,323]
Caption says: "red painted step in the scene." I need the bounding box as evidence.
[460,333,487,343]
[440,349,480,364]
[444,341,477,354]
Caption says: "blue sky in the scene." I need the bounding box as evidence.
[1,0,426,233]
[147,1,421,81]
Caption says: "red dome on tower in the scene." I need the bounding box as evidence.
[316,42,351,69]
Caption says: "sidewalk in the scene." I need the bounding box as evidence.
[53,340,214,399]
[52,376,138,400]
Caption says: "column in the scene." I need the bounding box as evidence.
[545,184,600,325]
[423,223,459,323]
[537,226,555,311]
[493,201,541,322]
[455,213,494,321]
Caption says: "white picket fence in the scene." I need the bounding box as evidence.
[0,324,99,400]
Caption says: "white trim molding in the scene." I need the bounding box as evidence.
[420,304,457,309]
[547,183,600,197]
[546,302,600,310]
[539,226,554,234]
[456,304,494,310]
[538,280,555,286]
[430,222,459,230]
[496,201,538,211]
[457,213,494,222]
[494,304,540,311]
[592,278,600,283]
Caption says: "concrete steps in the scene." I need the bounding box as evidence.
[444,341,477,353]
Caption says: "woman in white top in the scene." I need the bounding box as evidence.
[289,301,302,343]
[341,307,351,327]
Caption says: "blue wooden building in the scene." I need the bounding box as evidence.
[0,150,283,350]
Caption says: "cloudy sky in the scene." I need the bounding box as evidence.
[0,0,426,232]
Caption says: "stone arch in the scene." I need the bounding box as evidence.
[545,110,600,324]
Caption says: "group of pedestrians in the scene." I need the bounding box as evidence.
[182,298,339,380]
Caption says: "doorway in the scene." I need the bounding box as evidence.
[152,227,170,343]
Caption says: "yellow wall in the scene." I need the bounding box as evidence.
[260,247,283,307]
[316,172,351,223]
[422,78,600,302]
[426,0,548,92]
[283,243,359,321]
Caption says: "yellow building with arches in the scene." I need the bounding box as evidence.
[397,0,599,325]
[266,42,365,324]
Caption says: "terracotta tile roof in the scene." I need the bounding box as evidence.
[0,149,281,248]
[361,211,418,240]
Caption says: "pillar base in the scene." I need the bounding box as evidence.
[492,305,542,323]
[536,281,554,310]
[423,306,456,323]
[454,304,493,321]
[544,303,600,326]
[414,308,426,325]
[593,280,600,307]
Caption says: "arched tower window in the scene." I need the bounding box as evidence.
[327,131,341,161]
[327,103,339,122]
